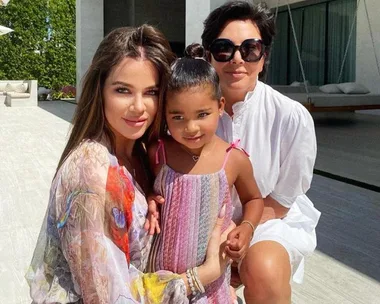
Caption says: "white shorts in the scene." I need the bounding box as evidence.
[234,194,321,284]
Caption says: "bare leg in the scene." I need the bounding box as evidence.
[239,241,291,304]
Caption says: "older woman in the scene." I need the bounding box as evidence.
[202,2,321,303]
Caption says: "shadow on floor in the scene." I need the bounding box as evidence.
[308,174,380,282]
[38,100,76,123]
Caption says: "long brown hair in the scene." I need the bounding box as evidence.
[56,25,175,174]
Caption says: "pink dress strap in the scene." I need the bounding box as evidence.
[155,139,167,165]
[222,139,250,169]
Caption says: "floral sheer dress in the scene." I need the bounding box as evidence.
[26,140,188,304]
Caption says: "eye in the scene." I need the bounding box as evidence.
[146,89,159,96]
[171,115,183,121]
[116,87,130,94]
[198,112,210,118]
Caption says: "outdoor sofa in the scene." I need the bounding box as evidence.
[0,80,38,107]
[271,82,380,112]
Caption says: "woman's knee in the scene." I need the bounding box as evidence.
[239,241,292,303]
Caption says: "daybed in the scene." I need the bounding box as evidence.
[0,80,38,107]
[271,83,380,112]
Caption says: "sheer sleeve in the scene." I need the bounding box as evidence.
[28,140,188,304]
[58,192,187,303]
[271,104,317,208]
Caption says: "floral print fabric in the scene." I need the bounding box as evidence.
[26,140,188,303]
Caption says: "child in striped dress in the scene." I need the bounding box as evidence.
[146,44,264,303]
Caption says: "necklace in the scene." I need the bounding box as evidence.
[180,141,216,162]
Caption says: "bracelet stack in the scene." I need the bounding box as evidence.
[186,267,205,296]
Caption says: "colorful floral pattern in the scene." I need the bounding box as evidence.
[26,140,188,303]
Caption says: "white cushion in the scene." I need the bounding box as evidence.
[319,84,343,94]
[6,92,31,98]
[5,83,15,92]
[14,83,28,93]
[337,82,370,94]
[290,80,311,87]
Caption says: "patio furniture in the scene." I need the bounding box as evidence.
[0,80,38,107]
[271,84,380,112]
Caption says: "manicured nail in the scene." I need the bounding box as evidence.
[219,204,226,218]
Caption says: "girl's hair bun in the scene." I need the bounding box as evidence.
[184,43,205,59]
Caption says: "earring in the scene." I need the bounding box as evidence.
[164,123,171,136]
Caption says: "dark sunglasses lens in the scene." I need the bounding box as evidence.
[240,40,264,62]
[210,40,234,62]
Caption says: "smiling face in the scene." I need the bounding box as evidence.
[103,57,159,151]
[165,85,224,153]
[211,19,265,104]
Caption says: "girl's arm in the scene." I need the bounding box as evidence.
[226,150,264,260]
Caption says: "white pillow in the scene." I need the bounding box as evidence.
[5,83,15,92]
[15,83,28,93]
[290,81,301,87]
[337,82,370,94]
[290,80,310,87]
[319,84,343,94]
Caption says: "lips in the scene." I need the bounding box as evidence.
[123,118,147,127]
[225,71,247,80]
[183,135,203,141]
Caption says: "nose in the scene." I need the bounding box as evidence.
[185,120,199,133]
[129,94,146,114]
[231,46,244,64]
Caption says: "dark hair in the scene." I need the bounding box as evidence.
[56,25,175,173]
[202,1,276,76]
[167,43,221,99]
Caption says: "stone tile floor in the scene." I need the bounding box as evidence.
[1,101,379,303]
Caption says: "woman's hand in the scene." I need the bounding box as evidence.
[198,205,236,284]
[144,194,165,235]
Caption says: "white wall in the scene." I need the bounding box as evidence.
[356,0,380,94]
[185,0,211,45]
[76,0,103,98]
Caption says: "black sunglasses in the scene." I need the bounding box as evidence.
[209,38,266,62]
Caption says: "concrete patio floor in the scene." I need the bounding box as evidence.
[0,101,379,303]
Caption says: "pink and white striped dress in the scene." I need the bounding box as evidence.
[148,140,235,303]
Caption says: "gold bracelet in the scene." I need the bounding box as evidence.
[241,220,255,235]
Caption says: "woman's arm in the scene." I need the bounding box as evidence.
[269,103,317,210]
[260,195,290,223]
[59,191,232,302]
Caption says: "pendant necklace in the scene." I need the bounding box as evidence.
[180,141,215,162]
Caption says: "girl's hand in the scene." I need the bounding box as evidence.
[144,194,165,235]
[225,225,252,262]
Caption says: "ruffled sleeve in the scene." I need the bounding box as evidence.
[271,104,317,208]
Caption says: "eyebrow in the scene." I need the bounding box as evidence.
[168,108,212,114]
[111,81,159,89]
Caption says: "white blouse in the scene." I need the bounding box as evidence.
[217,81,317,209]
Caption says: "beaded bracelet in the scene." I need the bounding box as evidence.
[192,267,205,293]
[186,268,197,296]
[241,220,256,235]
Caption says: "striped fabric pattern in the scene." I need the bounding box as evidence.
[149,164,233,303]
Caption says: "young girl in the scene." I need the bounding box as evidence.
[146,44,264,303]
